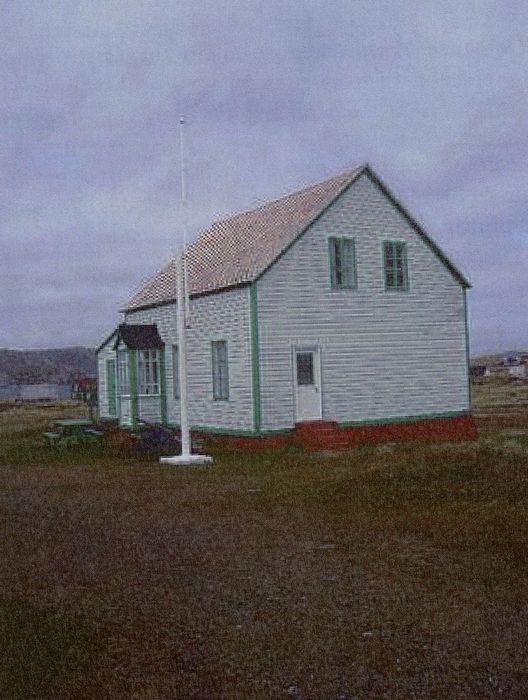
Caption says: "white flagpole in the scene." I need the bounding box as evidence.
[178,117,190,457]
[179,117,191,324]
[176,249,190,456]
[160,116,212,466]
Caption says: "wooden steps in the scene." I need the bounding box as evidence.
[294,421,350,450]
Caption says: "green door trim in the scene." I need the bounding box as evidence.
[128,349,139,427]
[463,288,472,409]
[159,348,168,425]
[106,358,117,417]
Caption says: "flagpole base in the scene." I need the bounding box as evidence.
[160,453,213,466]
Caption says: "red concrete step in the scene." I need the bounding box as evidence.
[293,420,352,450]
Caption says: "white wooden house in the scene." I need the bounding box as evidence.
[96,164,476,448]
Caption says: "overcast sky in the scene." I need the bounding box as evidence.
[1,0,527,354]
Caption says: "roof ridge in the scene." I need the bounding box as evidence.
[191,165,365,234]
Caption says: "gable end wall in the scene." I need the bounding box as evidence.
[256,172,470,431]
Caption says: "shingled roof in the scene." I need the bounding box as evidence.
[124,164,469,312]
[124,166,365,311]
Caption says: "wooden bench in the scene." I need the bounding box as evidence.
[84,428,104,437]
[43,427,104,449]
[43,432,62,445]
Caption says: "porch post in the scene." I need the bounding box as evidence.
[159,347,168,426]
[128,349,139,427]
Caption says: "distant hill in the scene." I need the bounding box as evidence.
[0,347,96,386]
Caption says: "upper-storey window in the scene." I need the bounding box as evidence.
[329,237,357,289]
[138,349,160,395]
[383,240,409,291]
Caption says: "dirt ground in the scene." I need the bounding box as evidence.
[1,388,527,699]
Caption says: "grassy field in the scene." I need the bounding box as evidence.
[0,387,527,699]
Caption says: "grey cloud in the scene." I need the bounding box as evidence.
[1,0,527,351]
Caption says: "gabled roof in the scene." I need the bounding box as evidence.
[124,164,469,312]
[112,324,164,350]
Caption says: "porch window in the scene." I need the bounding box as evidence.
[329,237,356,289]
[117,350,129,396]
[138,349,159,395]
[212,340,229,400]
[383,240,409,290]
[172,345,180,399]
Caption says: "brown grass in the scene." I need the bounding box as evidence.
[0,395,527,699]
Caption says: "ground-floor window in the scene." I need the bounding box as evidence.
[212,340,229,400]
[138,349,160,395]
[172,345,180,398]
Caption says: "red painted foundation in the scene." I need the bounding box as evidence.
[196,432,292,451]
[198,415,478,451]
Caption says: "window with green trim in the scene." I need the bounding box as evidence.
[106,359,117,415]
[138,349,159,395]
[329,237,356,289]
[383,241,408,290]
[172,345,180,399]
[212,340,229,400]
[117,350,129,396]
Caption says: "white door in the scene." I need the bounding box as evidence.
[119,396,132,426]
[294,347,322,421]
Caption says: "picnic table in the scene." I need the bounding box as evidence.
[54,418,94,433]
[44,418,103,447]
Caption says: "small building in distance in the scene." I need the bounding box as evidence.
[502,352,528,379]
[470,365,491,379]
[503,352,523,367]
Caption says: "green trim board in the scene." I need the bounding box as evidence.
[105,359,117,417]
[463,288,472,409]
[170,411,470,437]
[128,349,139,427]
[159,348,168,425]
[191,425,293,437]
[120,281,250,314]
[249,283,262,432]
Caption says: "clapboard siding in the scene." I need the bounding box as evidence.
[257,171,469,430]
[126,286,253,431]
[138,396,160,422]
